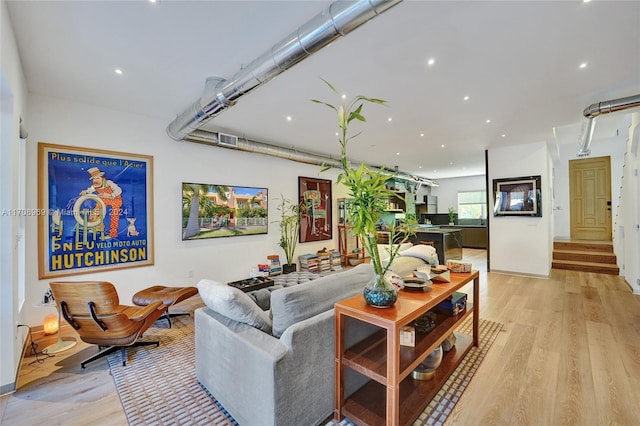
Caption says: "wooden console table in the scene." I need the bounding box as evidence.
[334,270,479,426]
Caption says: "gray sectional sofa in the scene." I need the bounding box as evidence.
[194,248,431,426]
[195,264,379,426]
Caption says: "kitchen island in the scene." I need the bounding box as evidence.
[410,227,463,265]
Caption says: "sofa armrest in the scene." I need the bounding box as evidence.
[195,307,286,426]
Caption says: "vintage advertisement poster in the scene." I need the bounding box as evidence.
[38,143,154,278]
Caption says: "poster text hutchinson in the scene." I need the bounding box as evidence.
[49,238,148,271]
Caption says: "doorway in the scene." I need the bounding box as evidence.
[569,156,612,241]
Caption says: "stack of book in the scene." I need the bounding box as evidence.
[317,252,331,273]
[329,250,342,271]
[267,254,282,276]
[299,253,319,273]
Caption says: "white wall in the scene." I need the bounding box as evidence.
[431,175,486,214]
[1,0,30,395]
[488,141,552,277]
[552,123,627,239]
[23,93,345,327]
[621,113,640,293]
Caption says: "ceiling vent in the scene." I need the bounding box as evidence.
[217,132,238,148]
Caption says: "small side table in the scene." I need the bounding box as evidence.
[37,302,77,354]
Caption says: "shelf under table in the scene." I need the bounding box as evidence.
[342,306,473,384]
[343,332,473,426]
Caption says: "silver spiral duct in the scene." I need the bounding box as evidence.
[166,0,404,141]
[578,94,640,156]
[185,129,438,187]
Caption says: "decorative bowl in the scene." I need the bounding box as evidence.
[348,257,364,266]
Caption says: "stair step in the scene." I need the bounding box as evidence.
[551,259,619,275]
[553,240,613,253]
[552,249,617,264]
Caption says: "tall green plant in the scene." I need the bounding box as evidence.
[275,196,302,266]
[312,80,415,282]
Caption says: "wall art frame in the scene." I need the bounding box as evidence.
[492,175,542,217]
[298,176,332,242]
[38,143,154,278]
[182,182,268,240]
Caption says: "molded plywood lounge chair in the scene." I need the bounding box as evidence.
[50,281,167,368]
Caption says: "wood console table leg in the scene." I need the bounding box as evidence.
[386,326,400,425]
[334,311,345,422]
[473,274,480,347]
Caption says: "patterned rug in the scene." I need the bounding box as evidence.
[108,313,502,426]
[107,315,238,425]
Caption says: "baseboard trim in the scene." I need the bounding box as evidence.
[489,269,550,279]
[0,381,16,396]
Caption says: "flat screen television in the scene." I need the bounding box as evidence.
[182,182,268,240]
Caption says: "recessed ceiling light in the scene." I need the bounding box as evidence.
[388,117,393,122]
[286,116,292,121]
[463,96,470,101]
[341,94,347,99]
[427,58,435,66]
[149,0,157,3]
[441,144,445,148]
[501,134,506,138]
[114,68,123,75]
[579,62,588,69]
[396,152,400,156]
[418,166,422,169]
[485,119,491,124]
[433,169,437,173]
[335,132,339,136]
[449,162,454,165]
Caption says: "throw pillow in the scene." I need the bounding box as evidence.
[197,279,272,333]
[399,244,437,262]
[376,242,414,262]
[389,256,427,277]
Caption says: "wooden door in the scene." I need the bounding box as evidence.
[569,156,612,240]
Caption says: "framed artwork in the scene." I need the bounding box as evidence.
[38,143,154,278]
[298,176,332,242]
[182,182,268,240]
[493,175,542,217]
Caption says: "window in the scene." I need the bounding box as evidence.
[457,190,487,220]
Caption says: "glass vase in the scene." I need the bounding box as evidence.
[363,273,398,308]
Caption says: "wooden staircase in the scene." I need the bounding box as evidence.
[552,240,619,275]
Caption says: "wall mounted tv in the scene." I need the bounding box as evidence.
[182,183,268,240]
[492,175,542,217]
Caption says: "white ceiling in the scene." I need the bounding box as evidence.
[6,0,640,180]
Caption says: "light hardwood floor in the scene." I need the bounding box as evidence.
[2,249,639,425]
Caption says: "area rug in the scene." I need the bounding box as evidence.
[331,317,503,426]
[107,315,238,425]
[108,314,502,426]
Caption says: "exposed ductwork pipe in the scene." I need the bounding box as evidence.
[185,129,438,187]
[166,0,404,141]
[578,94,640,157]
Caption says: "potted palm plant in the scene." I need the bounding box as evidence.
[313,80,415,307]
[276,196,302,274]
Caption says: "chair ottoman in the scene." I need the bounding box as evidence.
[132,285,199,327]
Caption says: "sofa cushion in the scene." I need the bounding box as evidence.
[197,279,272,333]
[389,256,427,277]
[376,242,413,262]
[399,244,437,263]
[270,263,374,338]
